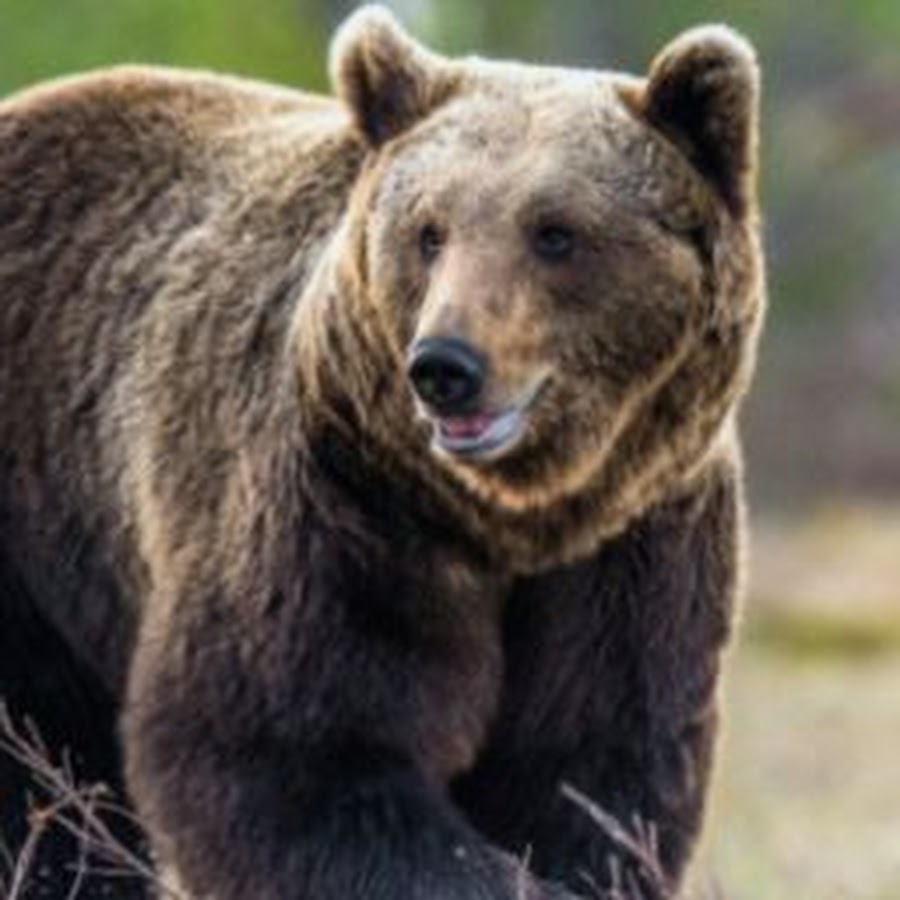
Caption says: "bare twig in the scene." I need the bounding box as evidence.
[0,702,183,899]
[63,802,92,900]
[561,783,673,900]
[515,845,531,900]
[5,798,57,898]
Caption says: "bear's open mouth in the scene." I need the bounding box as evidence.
[433,407,527,459]
[426,375,548,461]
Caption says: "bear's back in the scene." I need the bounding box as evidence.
[0,67,362,687]
[0,65,360,394]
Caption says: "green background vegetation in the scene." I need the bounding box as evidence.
[2,2,899,897]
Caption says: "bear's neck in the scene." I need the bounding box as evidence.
[287,249,491,565]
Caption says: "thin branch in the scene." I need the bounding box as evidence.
[5,801,53,898]
[0,702,184,899]
[561,783,673,900]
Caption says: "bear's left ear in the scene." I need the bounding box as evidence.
[330,5,454,146]
[638,26,760,217]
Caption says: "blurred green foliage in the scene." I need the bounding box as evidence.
[1,0,898,507]
[0,0,328,91]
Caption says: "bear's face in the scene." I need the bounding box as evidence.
[331,8,763,514]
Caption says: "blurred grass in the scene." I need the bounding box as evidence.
[748,610,900,661]
[695,507,900,900]
[708,651,900,900]
[749,505,900,643]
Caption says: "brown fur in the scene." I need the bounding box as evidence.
[0,6,764,898]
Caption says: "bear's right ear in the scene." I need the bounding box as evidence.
[330,5,453,146]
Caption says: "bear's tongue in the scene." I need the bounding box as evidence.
[439,413,494,440]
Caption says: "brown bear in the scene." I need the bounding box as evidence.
[0,5,764,898]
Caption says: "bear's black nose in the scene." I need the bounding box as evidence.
[407,338,486,415]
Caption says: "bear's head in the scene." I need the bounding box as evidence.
[324,6,764,558]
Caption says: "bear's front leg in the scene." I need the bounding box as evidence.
[123,527,578,900]
[454,460,742,898]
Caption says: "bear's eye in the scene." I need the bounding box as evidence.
[418,223,445,264]
[531,223,576,263]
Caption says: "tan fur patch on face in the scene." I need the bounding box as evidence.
[413,243,553,409]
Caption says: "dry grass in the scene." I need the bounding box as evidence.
[0,705,179,899]
[0,714,679,899]
[2,710,674,899]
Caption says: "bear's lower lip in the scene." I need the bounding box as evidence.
[431,407,527,459]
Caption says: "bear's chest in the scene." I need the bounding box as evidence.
[327,535,510,780]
